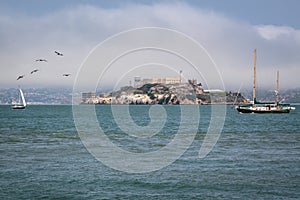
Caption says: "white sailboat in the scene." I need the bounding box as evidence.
[12,88,27,109]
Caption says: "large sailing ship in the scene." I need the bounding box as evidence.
[236,49,295,114]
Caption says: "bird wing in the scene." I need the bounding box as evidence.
[17,75,24,80]
[55,51,63,56]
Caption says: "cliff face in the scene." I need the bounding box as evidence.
[82,83,247,105]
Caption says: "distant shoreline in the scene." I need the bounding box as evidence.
[1,87,300,105]
[1,103,299,106]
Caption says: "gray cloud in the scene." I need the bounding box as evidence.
[0,2,299,90]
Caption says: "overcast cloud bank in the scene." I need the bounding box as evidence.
[1,2,299,90]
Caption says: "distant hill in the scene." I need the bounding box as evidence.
[0,88,72,105]
[240,89,300,104]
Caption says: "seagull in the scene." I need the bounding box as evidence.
[63,73,71,77]
[30,69,39,74]
[17,75,25,80]
[55,51,63,56]
[35,59,47,62]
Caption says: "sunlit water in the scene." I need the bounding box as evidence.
[0,105,299,199]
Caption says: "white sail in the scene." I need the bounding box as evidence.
[12,88,26,109]
[19,88,26,107]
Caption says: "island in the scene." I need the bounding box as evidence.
[81,79,247,105]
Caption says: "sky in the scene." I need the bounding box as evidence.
[0,0,299,91]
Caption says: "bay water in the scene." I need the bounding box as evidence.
[0,105,299,199]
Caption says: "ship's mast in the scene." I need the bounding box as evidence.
[253,49,257,104]
[276,70,279,105]
[179,70,182,84]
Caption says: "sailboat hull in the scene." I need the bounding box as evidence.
[12,105,26,109]
[237,106,290,114]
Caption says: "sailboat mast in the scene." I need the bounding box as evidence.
[253,49,257,104]
[276,70,279,105]
[18,90,21,104]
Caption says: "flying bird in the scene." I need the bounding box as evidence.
[17,75,25,80]
[36,59,47,62]
[55,51,63,56]
[30,69,39,74]
[63,74,71,77]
